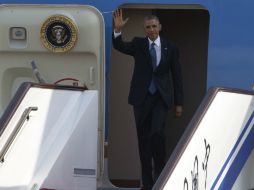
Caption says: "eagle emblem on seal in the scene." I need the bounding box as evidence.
[40,15,78,53]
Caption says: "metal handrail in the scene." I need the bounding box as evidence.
[0,106,38,163]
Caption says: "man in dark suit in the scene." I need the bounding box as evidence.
[112,9,184,190]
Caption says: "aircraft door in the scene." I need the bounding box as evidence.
[0,4,105,190]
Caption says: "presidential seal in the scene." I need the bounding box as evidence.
[40,15,78,53]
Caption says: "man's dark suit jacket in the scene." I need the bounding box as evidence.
[112,34,184,109]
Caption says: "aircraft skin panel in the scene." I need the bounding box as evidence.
[0,4,106,189]
[0,5,103,53]
[0,4,104,112]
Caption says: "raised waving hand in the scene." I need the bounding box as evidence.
[113,9,129,33]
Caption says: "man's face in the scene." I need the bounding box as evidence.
[144,19,161,41]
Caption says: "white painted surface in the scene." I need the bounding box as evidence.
[0,87,98,190]
[0,4,105,119]
[162,91,254,190]
[0,5,106,185]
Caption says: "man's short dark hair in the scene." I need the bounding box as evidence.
[144,15,160,23]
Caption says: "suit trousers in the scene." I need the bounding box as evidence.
[133,92,168,189]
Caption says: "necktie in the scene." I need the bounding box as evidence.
[149,43,157,94]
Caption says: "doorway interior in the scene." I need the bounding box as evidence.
[108,4,210,187]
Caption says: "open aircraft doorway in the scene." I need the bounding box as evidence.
[108,4,209,187]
